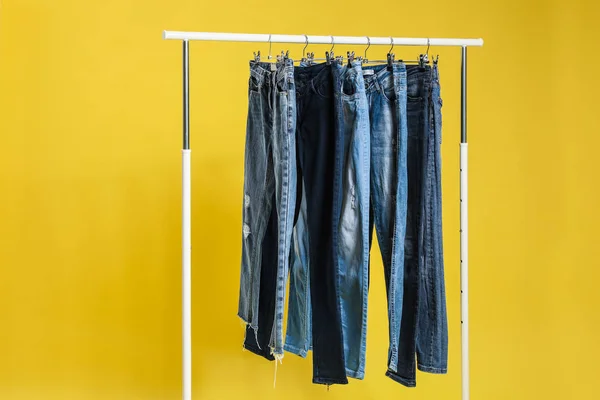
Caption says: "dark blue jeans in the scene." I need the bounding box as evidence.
[386,64,448,387]
[294,62,348,385]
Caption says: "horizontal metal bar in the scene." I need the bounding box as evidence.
[163,31,484,47]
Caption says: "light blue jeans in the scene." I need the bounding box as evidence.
[363,63,409,375]
[238,58,297,358]
[332,60,371,379]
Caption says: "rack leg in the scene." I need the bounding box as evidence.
[460,46,470,400]
[182,39,192,400]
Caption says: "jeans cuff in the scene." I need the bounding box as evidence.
[385,370,416,387]
[283,342,308,358]
[417,363,447,374]
[312,376,349,385]
[345,368,365,380]
[243,343,275,361]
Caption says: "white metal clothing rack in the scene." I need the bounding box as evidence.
[162,30,483,400]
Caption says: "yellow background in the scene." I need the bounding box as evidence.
[1,0,599,399]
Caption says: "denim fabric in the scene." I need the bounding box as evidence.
[294,62,348,385]
[331,61,371,380]
[385,64,447,387]
[238,59,297,359]
[416,65,447,374]
[284,179,312,357]
[285,61,312,358]
[362,63,408,374]
[242,199,277,360]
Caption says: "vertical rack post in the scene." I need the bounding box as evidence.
[460,46,469,400]
[182,39,192,400]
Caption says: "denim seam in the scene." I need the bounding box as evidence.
[358,77,370,375]
[387,83,402,372]
[313,377,348,385]
[385,370,416,387]
[274,86,293,356]
[283,342,308,358]
[346,368,365,380]
[329,66,346,380]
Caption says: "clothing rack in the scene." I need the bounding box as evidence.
[162,30,483,400]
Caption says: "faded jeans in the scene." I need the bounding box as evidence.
[238,59,297,359]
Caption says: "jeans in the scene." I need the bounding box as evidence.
[386,64,448,387]
[292,62,348,385]
[238,59,297,359]
[285,61,312,359]
[331,61,371,379]
[362,63,408,375]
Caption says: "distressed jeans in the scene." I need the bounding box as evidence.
[238,59,297,360]
[331,60,371,379]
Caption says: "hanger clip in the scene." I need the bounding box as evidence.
[253,51,261,63]
[347,51,355,67]
[419,53,429,68]
[326,50,335,65]
[277,50,289,64]
[387,52,395,69]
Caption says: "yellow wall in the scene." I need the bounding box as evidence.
[1,0,599,399]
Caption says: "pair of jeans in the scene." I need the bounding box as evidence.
[238,59,297,359]
[331,61,371,379]
[386,64,448,387]
[362,63,408,375]
[291,62,348,385]
[286,61,372,382]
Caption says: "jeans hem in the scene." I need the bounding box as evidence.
[385,370,416,387]
[417,363,447,374]
[237,314,257,331]
[243,343,275,361]
[312,377,348,385]
[346,368,365,380]
[283,343,308,358]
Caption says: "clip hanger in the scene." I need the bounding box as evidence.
[276,50,289,63]
[301,34,309,63]
[387,37,395,69]
[326,35,335,65]
[419,38,430,68]
[347,51,355,67]
[363,36,370,64]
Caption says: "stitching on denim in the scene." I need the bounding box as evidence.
[417,363,447,373]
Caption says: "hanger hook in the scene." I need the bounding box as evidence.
[303,34,309,58]
[364,36,370,60]
[330,35,335,53]
[268,34,272,59]
[388,37,394,54]
[426,37,430,56]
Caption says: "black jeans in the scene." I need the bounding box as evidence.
[295,62,348,385]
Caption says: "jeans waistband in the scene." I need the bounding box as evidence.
[249,59,294,87]
[363,63,406,93]
[294,62,332,97]
[407,64,435,98]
